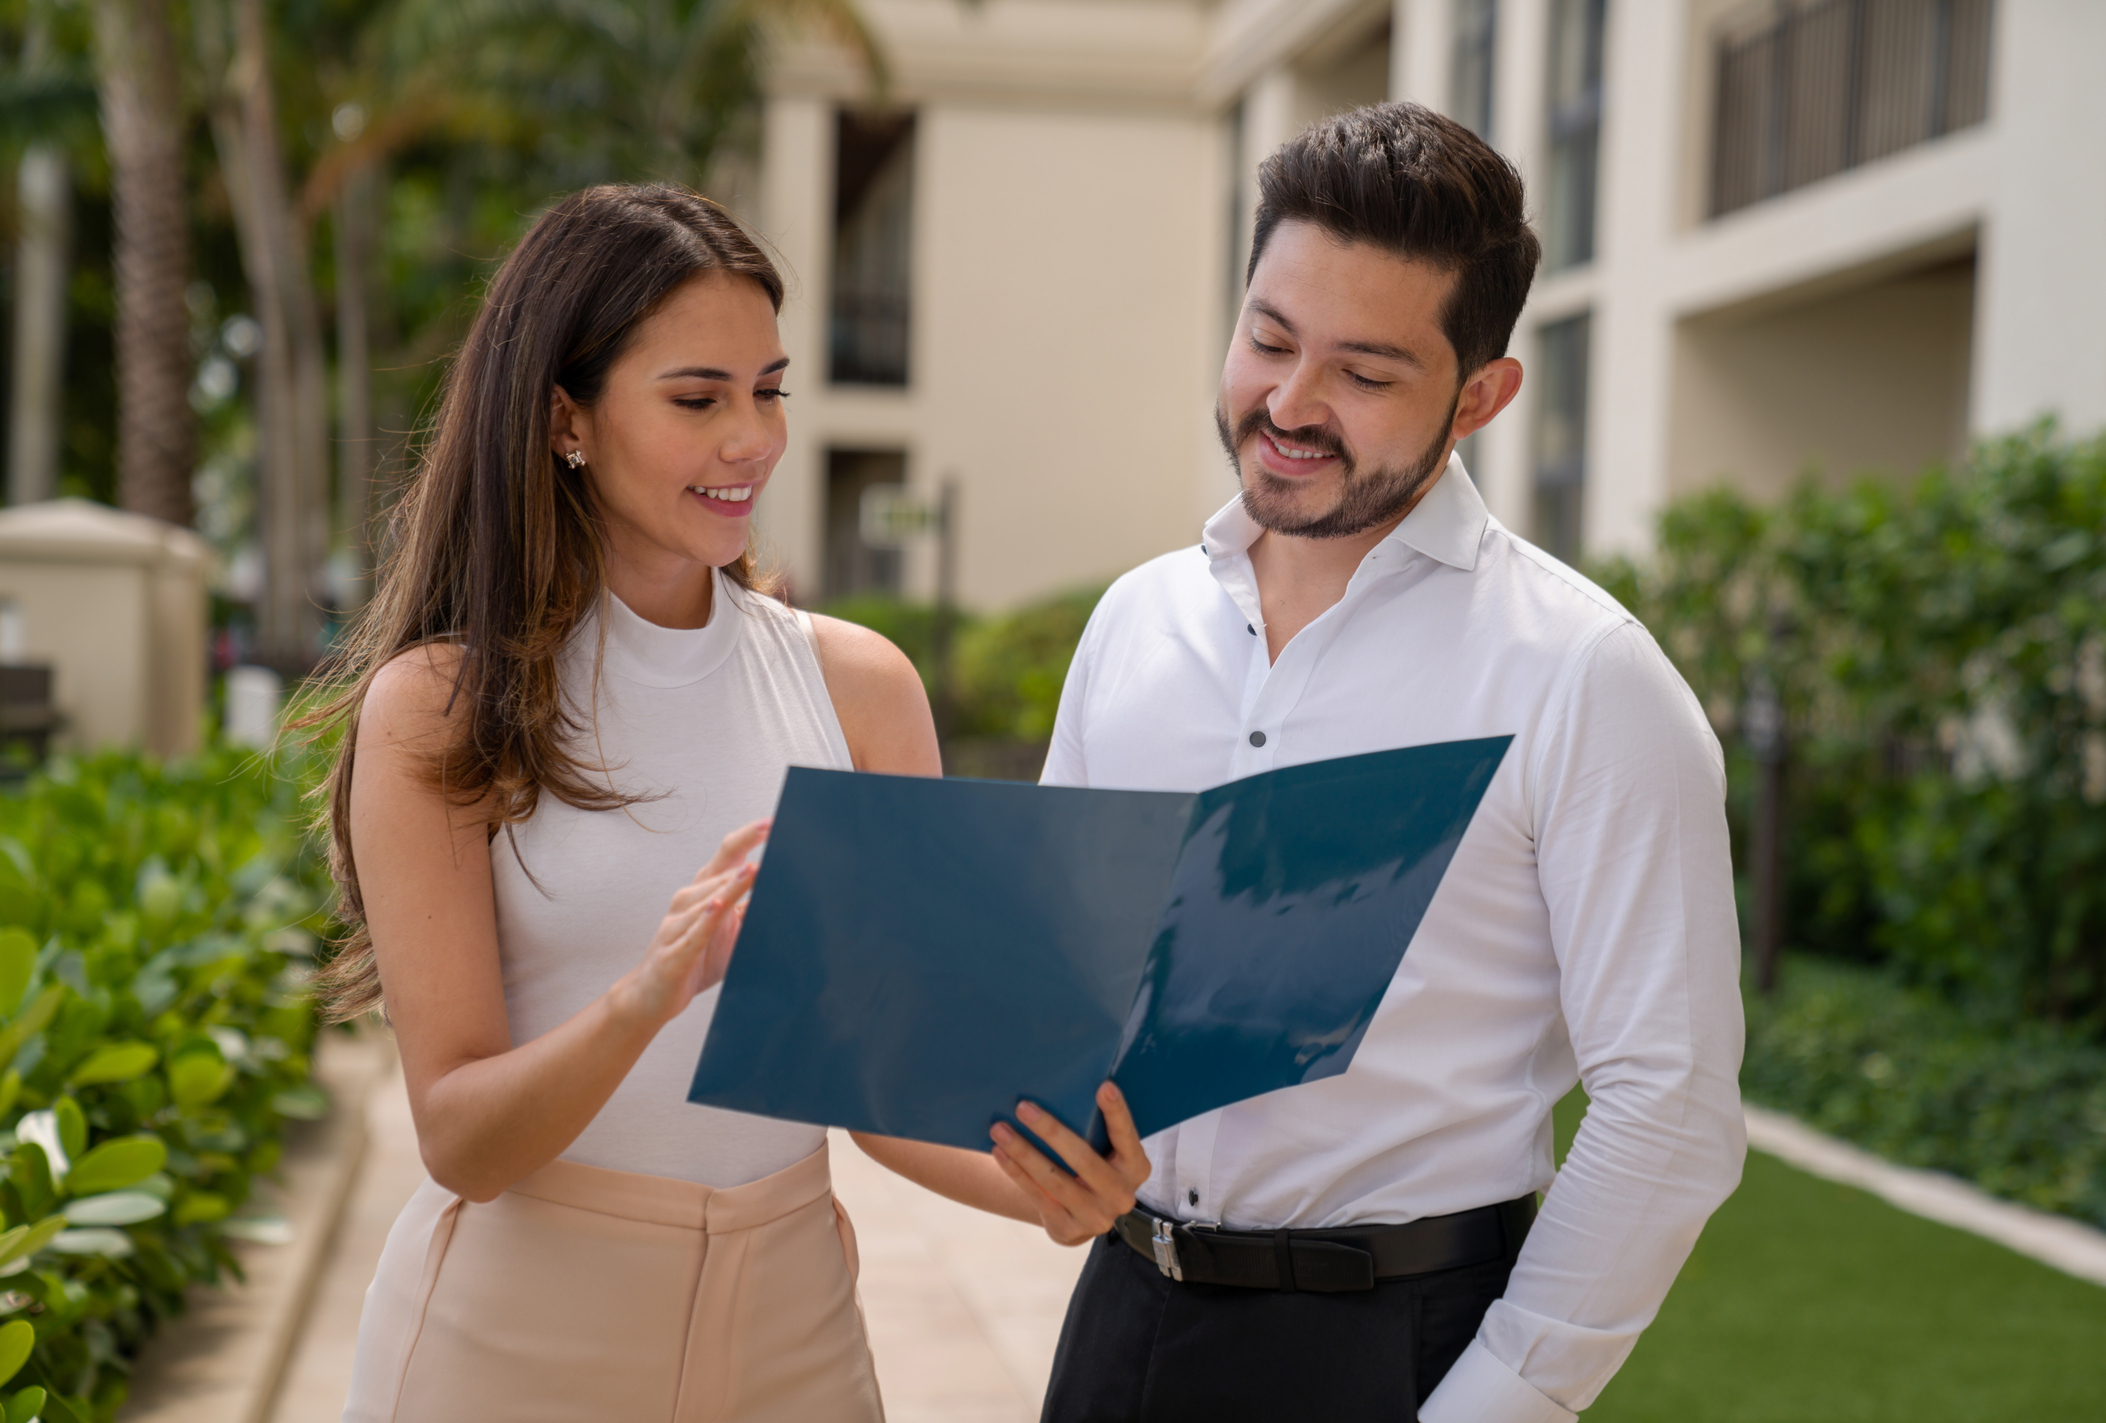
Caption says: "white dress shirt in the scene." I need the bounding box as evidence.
[1042,457,1746,1423]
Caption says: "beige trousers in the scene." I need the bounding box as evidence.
[342,1141,884,1423]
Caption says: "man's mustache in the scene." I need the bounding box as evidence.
[1224,406,1350,466]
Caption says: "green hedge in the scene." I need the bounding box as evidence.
[1594,425,2106,1034]
[1745,956,2106,1229]
[818,585,1106,746]
[0,744,333,1421]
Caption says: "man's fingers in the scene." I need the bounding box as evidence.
[1016,1101,1135,1204]
[1096,1082,1152,1184]
[992,1120,1112,1222]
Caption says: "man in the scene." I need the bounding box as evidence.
[989,103,1745,1422]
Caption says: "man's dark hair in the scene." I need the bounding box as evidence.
[1248,102,1541,378]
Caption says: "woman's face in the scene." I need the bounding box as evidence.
[553,272,790,575]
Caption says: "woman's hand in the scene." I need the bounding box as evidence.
[990,1081,1153,1246]
[612,820,769,1029]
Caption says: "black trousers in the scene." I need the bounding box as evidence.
[1040,1228,1519,1422]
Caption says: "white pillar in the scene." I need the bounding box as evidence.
[1391,0,1450,107]
[1971,0,2106,437]
[756,95,834,598]
[8,149,69,507]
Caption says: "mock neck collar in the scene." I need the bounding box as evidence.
[1200,452,1490,574]
[588,568,743,688]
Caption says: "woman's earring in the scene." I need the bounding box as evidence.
[563,450,586,470]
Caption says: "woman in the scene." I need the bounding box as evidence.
[315,185,1145,1423]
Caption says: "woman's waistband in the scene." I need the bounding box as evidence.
[505,1138,833,1234]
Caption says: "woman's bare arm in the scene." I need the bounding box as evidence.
[353,645,757,1202]
[808,615,1145,1239]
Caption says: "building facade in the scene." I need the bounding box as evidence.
[752,0,2106,609]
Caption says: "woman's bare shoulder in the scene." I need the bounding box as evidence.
[359,641,471,752]
[805,615,938,774]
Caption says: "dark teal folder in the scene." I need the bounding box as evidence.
[688,737,1510,1151]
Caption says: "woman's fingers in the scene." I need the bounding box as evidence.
[694,820,770,883]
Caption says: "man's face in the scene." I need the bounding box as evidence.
[1217,222,1466,539]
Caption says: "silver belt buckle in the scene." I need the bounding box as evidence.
[1149,1217,1183,1281]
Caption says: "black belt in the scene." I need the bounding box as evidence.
[1112,1195,1535,1293]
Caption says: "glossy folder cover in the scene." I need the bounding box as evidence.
[688,737,1511,1152]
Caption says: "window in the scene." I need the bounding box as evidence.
[1451,0,1498,141]
[1710,0,1993,217]
[1532,313,1590,564]
[824,449,906,599]
[1542,0,1606,272]
[830,112,915,386]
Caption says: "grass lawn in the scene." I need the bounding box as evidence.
[1551,1092,2106,1421]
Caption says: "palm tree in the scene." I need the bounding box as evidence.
[91,0,195,526]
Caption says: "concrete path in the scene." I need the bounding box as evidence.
[267,1062,1085,1423]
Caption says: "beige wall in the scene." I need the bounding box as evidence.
[1667,254,1976,500]
[909,106,1222,606]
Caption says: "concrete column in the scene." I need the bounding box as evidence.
[1971,0,2106,437]
[1587,0,1689,556]
[1476,0,1551,533]
[1391,0,1450,108]
[8,149,69,507]
[757,95,834,597]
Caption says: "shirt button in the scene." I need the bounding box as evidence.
[1246,624,1255,635]
[1188,1189,1199,1206]
[1249,731,1266,747]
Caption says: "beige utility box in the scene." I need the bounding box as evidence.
[0,499,213,758]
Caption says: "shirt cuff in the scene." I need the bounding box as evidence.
[1419,1339,1577,1423]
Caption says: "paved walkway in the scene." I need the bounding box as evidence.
[268,1062,1085,1423]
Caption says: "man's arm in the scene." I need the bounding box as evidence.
[1420,622,1747,1423]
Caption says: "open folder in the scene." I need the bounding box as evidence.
[688,736,1511,1152]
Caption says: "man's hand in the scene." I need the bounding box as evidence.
[990,1081,1152,1246]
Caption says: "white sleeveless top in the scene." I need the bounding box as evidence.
[490,571,851,1187]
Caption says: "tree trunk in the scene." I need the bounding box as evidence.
[214,0,331,671]
[334,161,379,608]
[8,147,69,506]
[92,0,196,526]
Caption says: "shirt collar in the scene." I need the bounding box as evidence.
[1200,452,1490,573]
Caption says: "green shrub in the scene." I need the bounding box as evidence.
[1596,425,2106,1032]
[951,587,1105,742]
[818,586,1107,745]
[1744,957,2106,1229]
[0,743,333,1421]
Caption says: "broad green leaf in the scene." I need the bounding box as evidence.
[63,1136,167,1196]
[53,1099,84,1164]
[0,1319,28,1387]
[0,985,63,1074]
[49,1227,132,1258]
[62,1191,166,1226]
[222,1214,292,1245]
[68,1042,159,1087]
[168,1051,235,1109]
[0,1217,64,1268]
[0,1072,20,1123]
[174,1192,230,1226]
[269,1085,330,1120]
[7,1384,48,1423]
[0,931,32,1020]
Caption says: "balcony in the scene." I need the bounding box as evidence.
[1710,0,1992,218]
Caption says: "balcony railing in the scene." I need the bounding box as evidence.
[1710,0,1992,218]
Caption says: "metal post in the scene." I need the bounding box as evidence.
[1744,670,1788,995]
[931,478,959,745]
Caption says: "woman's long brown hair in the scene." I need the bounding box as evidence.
[303,184,785,1021]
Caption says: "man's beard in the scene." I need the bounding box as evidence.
[1215,394,1458,540]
